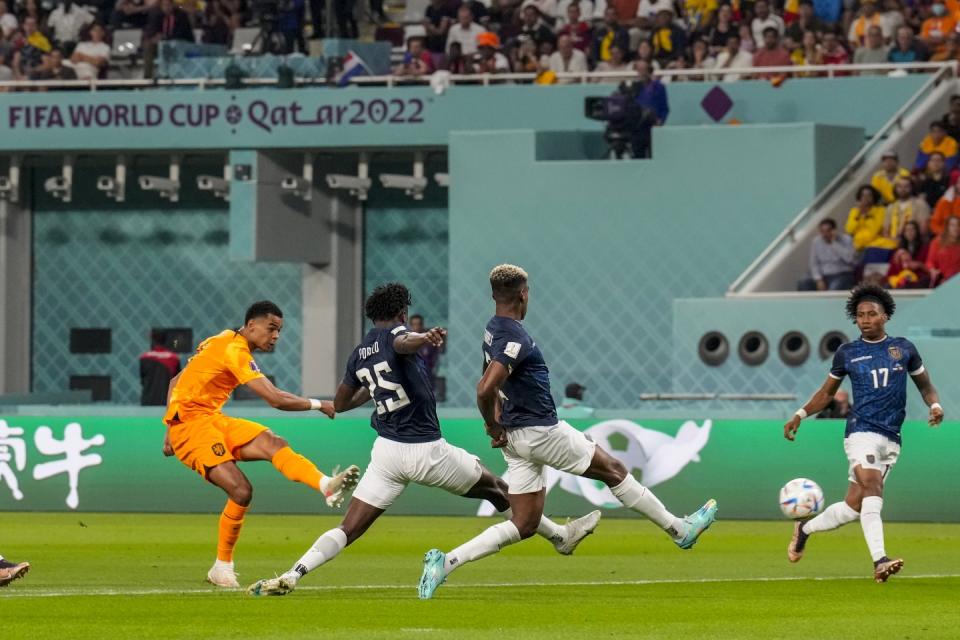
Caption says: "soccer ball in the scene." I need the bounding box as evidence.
[779,478,824,520]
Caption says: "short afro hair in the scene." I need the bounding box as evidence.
[846,284,895,321]
[245,300,283,324]
[365,282,412,322]
[489,264,528,302]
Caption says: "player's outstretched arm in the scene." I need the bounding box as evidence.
[477,361,510,448]
[333,382,372,413]
[244,377,335,418]
[910,370,944,426]
[784,375,842,441]
[394,327,446,354]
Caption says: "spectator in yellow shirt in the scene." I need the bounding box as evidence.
[846,185,886,251]
[870,150,911,203]
[915,120,959,171]
[685,0,718,32]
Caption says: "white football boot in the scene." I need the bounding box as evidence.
[206,561,240,588]
[553,510,602,555]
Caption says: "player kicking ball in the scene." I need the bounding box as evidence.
[418,265,717,599]
[163,301,361,588]
[247,283,600,597]
[784,284,944,583]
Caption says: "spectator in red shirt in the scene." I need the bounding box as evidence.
[820,30,851,74]
[752,26,792,77]
[395,36,435,76]
[927,215,960,286]
[139,330,182,406]
[887,220,930,288]
[557,1,592,52]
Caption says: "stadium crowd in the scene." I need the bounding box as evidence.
[800,98,960,291]
[395,0,959,78]
[0,0,957,82]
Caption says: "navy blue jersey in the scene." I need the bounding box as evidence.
[342,324,441,444]
[482,316,557,428]
[830,336,924,444]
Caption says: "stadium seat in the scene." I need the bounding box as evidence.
[231,28,262,55]
[110,29,142,59]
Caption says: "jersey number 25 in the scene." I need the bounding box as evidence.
[356,361,411,415]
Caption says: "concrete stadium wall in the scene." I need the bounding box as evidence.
[2,76,938,404]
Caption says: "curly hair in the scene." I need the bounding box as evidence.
[364,282,412,322]
[489,264,528,302]
[846,284,895,321]
[244,300,283,324]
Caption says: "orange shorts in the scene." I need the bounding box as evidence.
[168,414,268,479]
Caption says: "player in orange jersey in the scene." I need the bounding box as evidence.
[162,300,360,588]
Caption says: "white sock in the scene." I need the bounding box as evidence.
[860,496,887,562]
[802,501,860,535]
[286,528,347,582]
[444,521,521,576]
[610,475,685,539]
[502,508,565,546]
[213,559,234,570]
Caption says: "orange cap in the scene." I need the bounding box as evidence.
[477,31,501,48]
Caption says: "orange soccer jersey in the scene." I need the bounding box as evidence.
[164,330,267,478]
[164,330,265,426]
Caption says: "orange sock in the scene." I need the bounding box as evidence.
[217,499,248,562]
[271,446,324,492]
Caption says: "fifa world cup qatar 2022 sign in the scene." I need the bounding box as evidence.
[0,91,434,150]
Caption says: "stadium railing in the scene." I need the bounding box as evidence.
[350,62,955,87]
[0,61,951,91]
[727,62,956,295]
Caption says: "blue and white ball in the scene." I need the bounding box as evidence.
[779,478,824,520]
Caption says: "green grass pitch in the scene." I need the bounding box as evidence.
[2,513,958,639]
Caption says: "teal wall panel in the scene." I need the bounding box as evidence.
[363,186,449,329]
[669,281,960,416]
[0,76,924,151]
[443,123,861,409]
[31,165,304,403]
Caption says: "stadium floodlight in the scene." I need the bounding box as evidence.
[378,152,426,200]
[280,153,314,202]
[97,155,127,203]
[44,156,73,203]
[0,155,20,203]
[138,155,181,202]
[325,152,370,201]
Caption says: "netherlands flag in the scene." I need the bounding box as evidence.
[337,51,370,87]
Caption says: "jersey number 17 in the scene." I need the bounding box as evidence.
[357,361,411,415]
[869,367,889,389]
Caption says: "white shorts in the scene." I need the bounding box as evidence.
[352,436,482,510]
[502,421,597,495]
[844,431,900,484]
